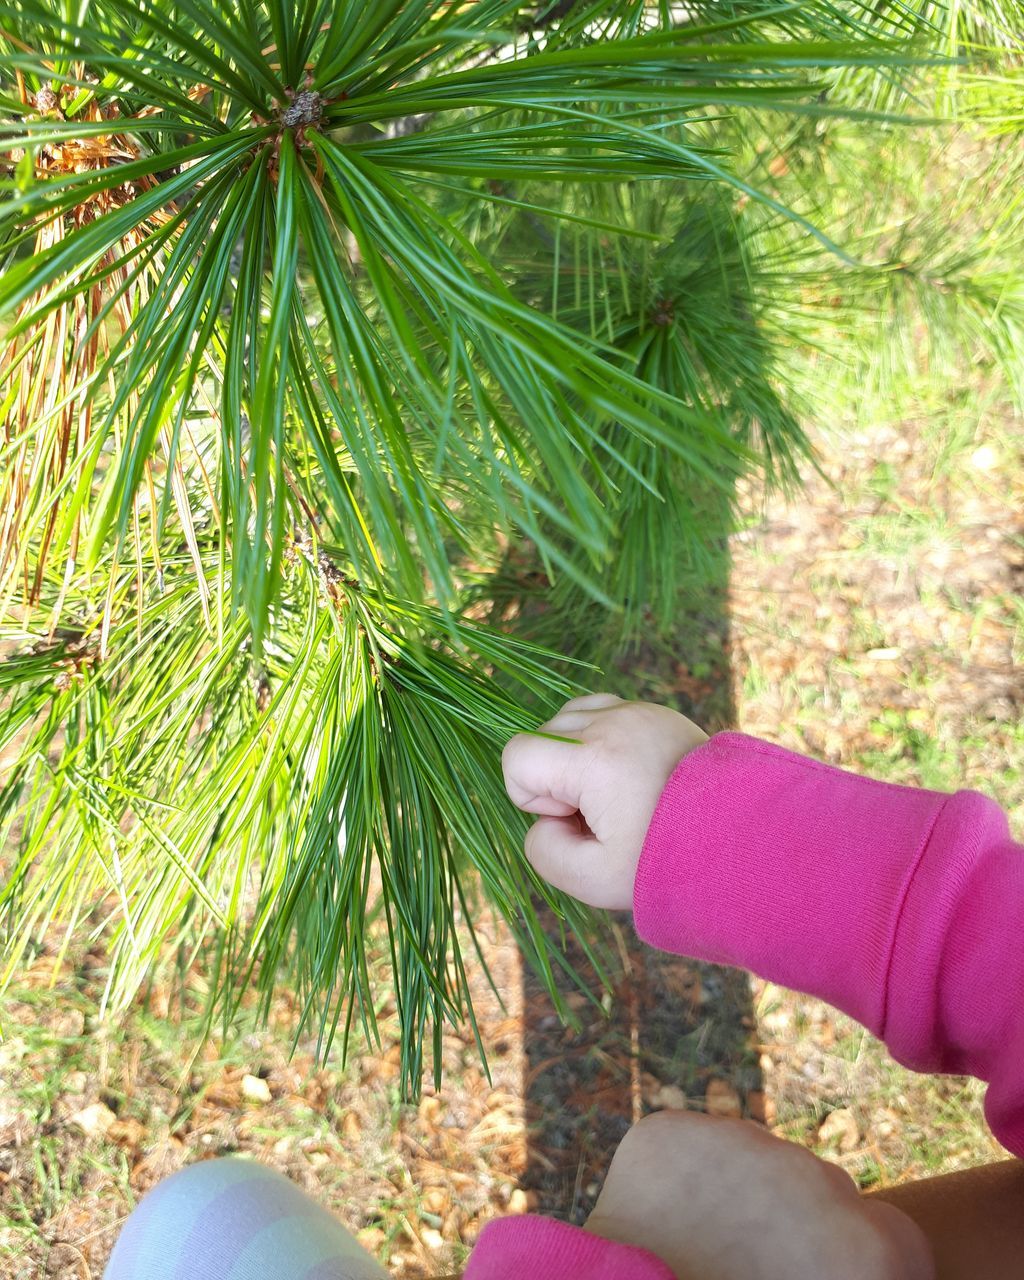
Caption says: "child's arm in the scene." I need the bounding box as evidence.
[502,696,1024,1158]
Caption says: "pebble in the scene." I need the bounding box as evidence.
[704,1080,742,1118]
[241,1073,272,1104]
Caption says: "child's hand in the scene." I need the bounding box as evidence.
[501,693,707,909]
[584,1110,934,1280]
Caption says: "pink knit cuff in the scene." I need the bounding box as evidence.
[631,731,1024,1159]
[632,732,949,1035]
[463,1215,677,1280]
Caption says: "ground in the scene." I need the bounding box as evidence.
[1,384,1021,1277]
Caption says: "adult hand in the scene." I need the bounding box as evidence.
[502,693,707,909]
[584,1111,934,1280]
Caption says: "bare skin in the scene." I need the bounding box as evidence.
[440,1153,1024,1280]
[868,1162,1024,1280]
[501,692,708,909]
[435,1111,935,1280]
[583,1110,933,1280]
[499,694,935,1278]
[496,693,1022,1280]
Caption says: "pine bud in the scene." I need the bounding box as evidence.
[34,86,61,114]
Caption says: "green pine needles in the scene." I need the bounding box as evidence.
[0,0,1019,1093]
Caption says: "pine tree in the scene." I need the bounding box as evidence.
[1,0,1020,1095]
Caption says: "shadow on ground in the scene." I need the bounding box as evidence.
[502,547,765,1225]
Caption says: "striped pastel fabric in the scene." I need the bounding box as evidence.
[104,1157,391,1280]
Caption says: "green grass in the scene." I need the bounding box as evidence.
[733,330,1022,1188]
[769,1006,995,1188]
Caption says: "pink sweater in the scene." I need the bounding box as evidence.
[464,732,1024,1280]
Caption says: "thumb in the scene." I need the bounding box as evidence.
[524,815,627,909]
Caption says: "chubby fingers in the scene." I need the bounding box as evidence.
[554,692,623,714]
[537,692,624,737]
[501,727,586,816]
[501,692,622,812]
[524,814,630,909]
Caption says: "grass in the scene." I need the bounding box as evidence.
[3,362,1020,1270]
[0,913,525,1277]
[730,346,1022,1189]
[765,995,996,1188]
[4,364,1019,1271]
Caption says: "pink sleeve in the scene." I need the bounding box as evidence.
[633,732,1024,1156]
[462,1215,676,1279]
